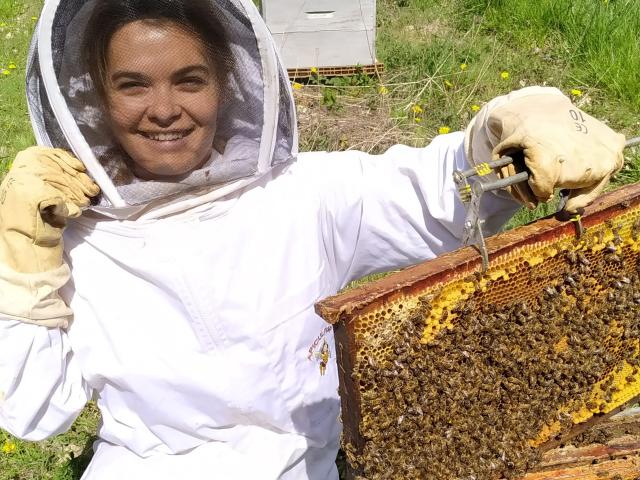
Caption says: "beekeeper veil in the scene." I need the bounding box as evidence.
[27,0,297,219]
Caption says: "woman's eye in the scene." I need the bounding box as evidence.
[117,81,147,91]
[179,77,207,88]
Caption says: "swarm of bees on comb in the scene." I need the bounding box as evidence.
[318,187,640,480]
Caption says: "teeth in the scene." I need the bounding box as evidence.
[146,131,189,141]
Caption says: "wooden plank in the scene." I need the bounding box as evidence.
[521,456,640,479]
[540,436,640,468]
[542,400,640,452]
[288,63,384,79]
[533,409,640,470]
[610,408,640,422]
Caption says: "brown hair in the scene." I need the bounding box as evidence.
[82,0,234,101]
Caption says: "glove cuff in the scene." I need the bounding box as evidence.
[0,262,73,328]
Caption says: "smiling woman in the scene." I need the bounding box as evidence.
[37,0,288,211]
[100,22,221,178]
[81,1,233,180]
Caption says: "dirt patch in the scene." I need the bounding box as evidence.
[294,89,420,155]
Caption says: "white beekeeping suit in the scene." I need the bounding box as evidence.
[0,0,525,478]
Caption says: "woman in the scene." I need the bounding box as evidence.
[0,0,625,478]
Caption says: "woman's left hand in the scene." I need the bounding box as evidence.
[464,86,625,213]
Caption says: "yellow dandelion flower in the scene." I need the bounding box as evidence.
[444,79,454,89]
[2,440,16,454]
[31,16,38,21]
[570,88,583,97]
[291,82,303,90]
[500,71,510,80]
[438,126,451,135]
[471,104,481,112]
[8,63,16,70]
[310,67,318,74]
[411,104,423,115]
[460,63,467,71]
[1,69,10,76]
[414,117,422,124]
[378,85,389,95]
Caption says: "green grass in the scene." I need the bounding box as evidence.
[0,0,39,176]
[1,0,640,477]
[0,404,98,480]
[462,0,640,109]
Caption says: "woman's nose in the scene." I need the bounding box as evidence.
[146,88,181,126]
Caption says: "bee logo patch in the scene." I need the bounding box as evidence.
[308,325,333,376]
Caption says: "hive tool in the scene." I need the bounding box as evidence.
[454,137,640,272]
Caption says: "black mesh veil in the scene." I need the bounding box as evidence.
[27,0,297,218]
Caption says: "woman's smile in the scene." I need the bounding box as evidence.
[139,129,194,142]
[137,128,197,156]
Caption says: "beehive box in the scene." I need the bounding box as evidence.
[316,183,640,480]
[525,407,640,480]
[261,0,377,73]
[521,407,640,480]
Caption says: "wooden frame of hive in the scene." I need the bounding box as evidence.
[286,63,384,80]
[316,183,640,480]
[522,407,640,479]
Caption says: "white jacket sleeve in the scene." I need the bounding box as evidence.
[0,284,90,440]
[300,132,521,286]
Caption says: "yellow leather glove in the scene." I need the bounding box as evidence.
[0,147,99,327]
[0,147,100,273]
[465,87,625,213]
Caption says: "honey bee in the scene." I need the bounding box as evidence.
[631,217,640,240]
[577,252,590,265]
[565,275,577,288]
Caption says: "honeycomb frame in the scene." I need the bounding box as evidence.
[316,183,640,480]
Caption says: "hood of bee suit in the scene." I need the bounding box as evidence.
[26,0,298,220]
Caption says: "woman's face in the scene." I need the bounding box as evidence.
[105,20,220,179]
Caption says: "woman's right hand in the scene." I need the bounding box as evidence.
[0,147,100,273]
